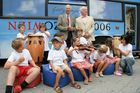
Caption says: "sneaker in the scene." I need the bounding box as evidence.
[99,72,104,77]
[95,72,99,78]
[114,71,122,76]
[14,85,22,93]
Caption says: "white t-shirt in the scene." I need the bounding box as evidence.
[119,43,134,59]
[51,41,67,50]
[106,47,113,57]
[17,33,26,39]
[36,31,50,51]
[93,51,106,61]
[69,47,85,63]
[7,49,32,66]
[48,49,67,67]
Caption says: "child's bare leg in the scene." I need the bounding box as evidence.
[25,67,40,83]
[7,66,20,85]
[79,68,88,85]
[95,62,104,77]
[5,66,19,93]
[88,66,93,82]
[100,62,109,72]
[99,62,109,77]
[64,67,75,83]
[115,58,121,72]
[54,67,63,89]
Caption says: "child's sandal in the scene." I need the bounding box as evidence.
[54,86,63,93]
[71,82,81,89]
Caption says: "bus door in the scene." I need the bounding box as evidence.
[125,4,137,49]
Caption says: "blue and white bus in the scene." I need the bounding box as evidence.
[0,0,140,60]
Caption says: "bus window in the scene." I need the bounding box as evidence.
[89,0,122,21]
[3,0,45,17]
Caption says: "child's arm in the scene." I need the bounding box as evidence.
[29,60,39,68]
[106,55,114,59]
[44,31,51,37]
[4,56,25,69]
[115,47,130,56]
[67,46,79,56]
[49,60,56,73]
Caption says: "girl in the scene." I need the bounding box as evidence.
[115,35,135,76]
[68,37,93,85]
[92,45,108,78]
[105,38,122,76]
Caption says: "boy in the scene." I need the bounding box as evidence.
[4,38,40,93]
[35,23,51,64]
[48,36,81,93]
[17,23,27,40]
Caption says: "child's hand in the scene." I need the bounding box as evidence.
[52,68,57,73]
[114,47,120,51]
[18,56,25,63]
[34,65,40,68]
[74,46,79,50]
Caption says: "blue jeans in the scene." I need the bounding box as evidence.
[120,57,135,76]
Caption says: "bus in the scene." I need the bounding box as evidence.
[0,0,140,60]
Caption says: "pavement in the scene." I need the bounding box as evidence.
[0,59,140,93]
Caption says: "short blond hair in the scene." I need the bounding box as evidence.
[11,38,24,50]
[98,45,108,53]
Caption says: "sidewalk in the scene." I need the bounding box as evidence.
[0,59,140,93]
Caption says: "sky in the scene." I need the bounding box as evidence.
[90,0,122,20]
[3,0,45,16]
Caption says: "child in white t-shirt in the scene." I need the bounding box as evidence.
[4,38,40,93]
[48,37,81,93]
[51,32,68,54]
[68,37,93,85]
[17,23,27,40]
[115,35,135,76]
[35,23,51,64]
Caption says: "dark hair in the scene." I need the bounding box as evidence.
[120,35,131,44]
[71,37,78,47]
[105,38,113,51]
[39,23,47,31]
[18,23,25,29]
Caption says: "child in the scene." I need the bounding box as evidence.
[67,37,93,85]
[48,36,81,93]
[16,23,27,40]
[115,35,135,76]
[105,38,122,76]
[83,32,93,47]
[36,23,51,64]
[92,45,108,78]
[75,29,83,38]
[4,38,40,93]
[51,32,68,53]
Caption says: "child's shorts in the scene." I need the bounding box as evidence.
[17,66,32,77]
[54,64,69,71]
[106,57,118,64]
[72,61,93,69]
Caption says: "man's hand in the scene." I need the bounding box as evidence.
[67,27,74,31]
